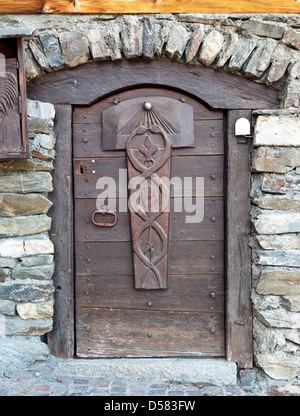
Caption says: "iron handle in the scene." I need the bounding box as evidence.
[91,210,118,228]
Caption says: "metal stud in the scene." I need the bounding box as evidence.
[211,175,216,180]
[147,301,153,307]
[211,217,216,222]
[211,292,216,298]
[144,101,152,111]
[148,332,152,338]
[86,258,91,263]
[210,255,215,260]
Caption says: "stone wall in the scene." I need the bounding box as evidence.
[252,111,300,380]
[0,99,55,369]
[0,13,299,382]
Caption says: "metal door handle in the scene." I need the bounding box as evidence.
[91,210,117,228]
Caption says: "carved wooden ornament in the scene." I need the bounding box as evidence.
[0,37,29,160]
[103,97,194,290]
[127,121,171,289]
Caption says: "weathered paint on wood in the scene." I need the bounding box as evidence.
[0,0,299,14]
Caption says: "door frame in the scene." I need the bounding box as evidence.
[27,58,280,369]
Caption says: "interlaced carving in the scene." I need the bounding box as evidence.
[126,123,171,289]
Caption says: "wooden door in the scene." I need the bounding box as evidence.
[73,87,225,357]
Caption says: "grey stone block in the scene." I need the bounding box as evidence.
[39,33,65,69]
[0,336,50,372]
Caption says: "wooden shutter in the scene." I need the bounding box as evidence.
[0,37,29,160]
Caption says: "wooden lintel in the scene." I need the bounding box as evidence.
[0,0,299,14]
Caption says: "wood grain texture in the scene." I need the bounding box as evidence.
[73,156,224,198]
[76,307,225,358]
[76,274,224,312]
[74,197,224,242]
[0,0,299,14]
[47,105,74,358]
[28,59,280,109]
[73,119,224,158]
[226,110,252,369]
[0,38,29,160]
[75,240,224,275]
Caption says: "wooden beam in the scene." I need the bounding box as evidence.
[27,59,280,110]
[47,104,74,359]
[0,0,299,14]
[226,110,253,369]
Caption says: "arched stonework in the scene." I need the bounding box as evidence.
[21,14,300,108]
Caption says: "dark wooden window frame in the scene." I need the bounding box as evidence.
[27,59,280,369]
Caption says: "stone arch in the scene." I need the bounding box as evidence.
[23,15,300,108]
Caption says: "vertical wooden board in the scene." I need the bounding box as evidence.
[17,37,29,158]
[47,105,74,358]
[226,110,252,369]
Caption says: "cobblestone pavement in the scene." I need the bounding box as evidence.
[1,372,300,396]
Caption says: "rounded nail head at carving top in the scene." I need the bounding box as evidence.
[144,101,152,111]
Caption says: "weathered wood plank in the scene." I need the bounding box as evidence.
[76,274,224,312]
[73,156,224,198]
[73,119,224,158]
[75,240,224,275]
[76,307,225,358]
[73,87,223,123]
[28,59,280,109]
[226,110,252,369]
[74,197,224,242]
[47,104,74,359]
[1,0,299,14]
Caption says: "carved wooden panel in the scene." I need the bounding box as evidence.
[0,38,29,160]
[103,96,195,290]
[127,124,171,289]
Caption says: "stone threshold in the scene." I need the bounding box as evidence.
[32,357,237,386]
